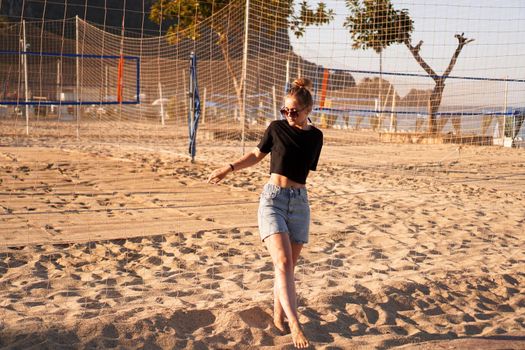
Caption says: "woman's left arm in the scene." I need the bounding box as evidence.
[207,148,268,184]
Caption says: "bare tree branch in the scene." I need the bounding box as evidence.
[405,40,438,81]
[443,33,474,78]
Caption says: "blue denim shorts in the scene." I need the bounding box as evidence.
[258,183,310,244]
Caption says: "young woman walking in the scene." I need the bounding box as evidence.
[208,78,323,348]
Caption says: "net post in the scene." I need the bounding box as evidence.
[75,16,80,138]
[378,51,383,129]
[502,76,508,140]
[240,0,251,155]
[105,65,108,103]
[56,59,61,106]
[389,93,397,132]
[158,81,165,126]
[285,60,290,92]
[272,85,277,120]
[22,20,29,135]
[136,57,141,104]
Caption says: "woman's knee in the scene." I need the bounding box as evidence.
[274,254,293,273]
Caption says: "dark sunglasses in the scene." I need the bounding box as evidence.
[280,106,306,118]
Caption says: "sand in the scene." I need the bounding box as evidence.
[0,126,524,349]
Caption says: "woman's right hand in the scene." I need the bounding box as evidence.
[207,166,231,184]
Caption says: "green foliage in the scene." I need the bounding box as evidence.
[149,0,334,43]
[291,1,334,38]
[343,0,413,53]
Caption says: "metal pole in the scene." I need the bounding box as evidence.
[189,54,194,127]
[22,20,29,135]
[378,51,383,130]
[272,85,277,120]
[158,81,164,126]
[501,75,508,139]
[390,93,397,132]
[75,16,80,138]
[105,65,108,102]
[240,0,251,155]
[56,59,61,100]
[189,54,195,162]
[285,60,290,90]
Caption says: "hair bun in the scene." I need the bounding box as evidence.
[292,78,313,91]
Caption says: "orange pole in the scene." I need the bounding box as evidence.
[117,55,124,103]
[319,69,330,108]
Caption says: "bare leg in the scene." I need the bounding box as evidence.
[265,234,309,348]
[274,242,303,334]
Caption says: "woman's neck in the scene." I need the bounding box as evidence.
[291,119,309,130]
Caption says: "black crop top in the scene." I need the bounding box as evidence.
[257,120,323,184]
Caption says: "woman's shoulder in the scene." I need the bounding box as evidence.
[309,125,323,137]
[266,119,287,131]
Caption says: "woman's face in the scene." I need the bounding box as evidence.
[282,96,310,128]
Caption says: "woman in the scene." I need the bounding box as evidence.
[207,78,323,348]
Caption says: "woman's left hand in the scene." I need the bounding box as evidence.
[207,166,231,184]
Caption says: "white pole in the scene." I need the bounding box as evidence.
[75,16,80,138]
[105,65,108,102]
[22,20,29,135]
[374,98,379,130]
[56,59,61,100]
[390,93,397,132]
[182,69,188,114]
[378,51,383,129]
[158,81,164,126]
[285,60,290,89]
[240,0,251,155]
[503,76,509,139]
[272,85,277,120]
[202,87,207,124]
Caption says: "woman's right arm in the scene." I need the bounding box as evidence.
[207,148,267,184]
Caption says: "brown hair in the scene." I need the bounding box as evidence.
[287,78,313,110]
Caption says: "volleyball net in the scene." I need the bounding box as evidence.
[0,0,523,148]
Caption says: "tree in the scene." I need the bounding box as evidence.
[344,0,474,134]
[344,0,412,129]
[149,0,334,125]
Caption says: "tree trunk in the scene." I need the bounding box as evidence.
[427,78,445,134]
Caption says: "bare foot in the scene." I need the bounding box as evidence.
[290,323,309,348]
[274,319,290,335]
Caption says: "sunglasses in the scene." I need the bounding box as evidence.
[280,106,307,118]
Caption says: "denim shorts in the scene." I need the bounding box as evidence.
[258,183,310,244]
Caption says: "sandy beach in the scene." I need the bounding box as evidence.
[0,123,524,349]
